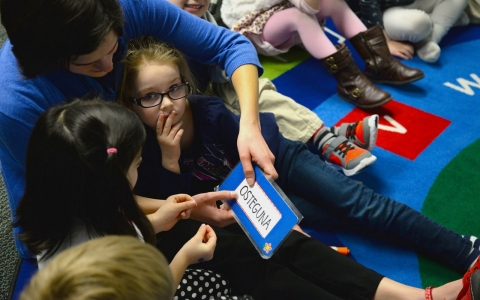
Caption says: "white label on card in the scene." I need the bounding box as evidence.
[235,179,282,238]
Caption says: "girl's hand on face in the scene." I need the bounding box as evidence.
[148,194,197,233]
[237,123,277,186]
[179,224,217,265]
[157,112,183,173]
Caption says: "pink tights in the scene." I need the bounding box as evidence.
[262,0,367,59]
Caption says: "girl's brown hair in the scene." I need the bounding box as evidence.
[117,37,197,109]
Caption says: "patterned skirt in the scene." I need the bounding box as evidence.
[232,1,294,35]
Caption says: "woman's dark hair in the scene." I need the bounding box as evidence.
[14,98,154,259]
[0,0,124,78]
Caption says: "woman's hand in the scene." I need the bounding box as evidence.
[148,194,197,233]
[238,122,277,186]
[156,112,183,173]
[178,224,217,265]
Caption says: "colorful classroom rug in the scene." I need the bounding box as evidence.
[260,21,480,290]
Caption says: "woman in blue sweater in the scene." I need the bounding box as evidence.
[116,37,480,299]
[0,0,275,258]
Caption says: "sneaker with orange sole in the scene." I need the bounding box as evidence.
[320,132,377,176]
[333,114,378,151]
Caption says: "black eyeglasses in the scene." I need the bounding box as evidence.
[131,82,191,108]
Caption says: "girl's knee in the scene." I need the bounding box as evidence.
[384,8,432,42]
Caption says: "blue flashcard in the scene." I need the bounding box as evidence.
[217,163,303,259]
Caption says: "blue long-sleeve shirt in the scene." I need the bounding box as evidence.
[0,0,261,258]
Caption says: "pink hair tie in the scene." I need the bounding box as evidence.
[106,148,118,154]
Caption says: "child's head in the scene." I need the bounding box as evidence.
[20,235,174,300]
[117,37,196,129]
[15,98,155,257]
[168,0,210,18]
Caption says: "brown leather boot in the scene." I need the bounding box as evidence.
[349,25,425,85]
[320,44,392,108]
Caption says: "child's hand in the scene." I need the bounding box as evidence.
[157,112,183,173]
[148,194,197,233]
[383,30,414,60]
[190,191,237,227]
[179,224,217,265]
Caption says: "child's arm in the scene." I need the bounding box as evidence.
[169,224,217,294]
[156,112,182,174]
[135,195,165,215]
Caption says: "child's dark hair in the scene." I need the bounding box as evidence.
[117,36,198,109]
[14,98,154,260]
[0,0,124,78]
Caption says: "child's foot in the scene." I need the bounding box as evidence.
[332,114,379,151]
[314,128,377,176]
[462,235,480,271]
[416,40,441,63]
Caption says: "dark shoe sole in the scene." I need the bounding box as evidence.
[338,93,393,109]
[367,73,425,85]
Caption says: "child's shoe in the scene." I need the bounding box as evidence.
[457,256,480,300]
[315,128,377,176]
[332,114,378,151]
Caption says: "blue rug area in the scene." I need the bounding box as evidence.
[269,22,480,288]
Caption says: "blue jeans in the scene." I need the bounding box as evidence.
[275,139,471,272]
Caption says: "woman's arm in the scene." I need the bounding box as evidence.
[231,64,277,185]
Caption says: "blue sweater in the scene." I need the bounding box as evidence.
[135,95,284,200]
[0,0,261,258]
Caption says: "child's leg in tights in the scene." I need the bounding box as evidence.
[262,7,337,59]
[314,0,367,39]
[262,4,393,111]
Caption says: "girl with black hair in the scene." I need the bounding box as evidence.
[14,99,238,299]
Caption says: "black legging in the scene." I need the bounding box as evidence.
[157,219,383,300]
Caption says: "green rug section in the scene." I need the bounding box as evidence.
[419,138,480,287]
[259,47,311,80]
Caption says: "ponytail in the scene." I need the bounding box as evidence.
[15,99,155,258]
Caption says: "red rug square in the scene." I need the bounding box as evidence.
[336,100,451,160]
